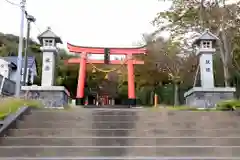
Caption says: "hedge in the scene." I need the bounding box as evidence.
[216,100,240,111]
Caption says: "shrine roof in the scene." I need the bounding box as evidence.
[67,43,146,54]
[67,43,145,49]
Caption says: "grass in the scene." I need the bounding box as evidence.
[149,105,219,111]
[0,98,42,120]
[167,106,218,111]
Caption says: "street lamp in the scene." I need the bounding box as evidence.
[23,12,36,86]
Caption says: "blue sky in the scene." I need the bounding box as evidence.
[0,0,171,48]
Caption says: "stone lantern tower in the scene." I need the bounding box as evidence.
[184,29,236,108]
[21,27,69,108]
[37,27,62,86]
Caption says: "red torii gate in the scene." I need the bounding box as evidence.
[66,43,146,106]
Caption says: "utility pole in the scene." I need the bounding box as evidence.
[23,12,36,86]
[15,0,26,97]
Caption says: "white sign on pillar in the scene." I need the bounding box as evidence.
[199,53,214,88]
[41,52,55,86]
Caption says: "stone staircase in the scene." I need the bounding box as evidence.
[0,108,240,159]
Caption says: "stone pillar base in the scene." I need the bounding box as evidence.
[128,98,136,107]
[76,98,85,105]
[184,87,236,108]
[21,85,70,108]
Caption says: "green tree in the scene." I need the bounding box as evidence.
[142,34,196,105]
[153,0,240,87]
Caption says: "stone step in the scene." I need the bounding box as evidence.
[0,157,238,160]
[22,116,240,125]
[8,128,240,137]
[0,146,239,157]
[31,109,240,115]
[17,121,136,129]
[26,112,239,122]
[17,120,240,129]
[2,137,240,146]
[24,114,138,121]
[0,158,237,160]
[31,109,239,114]
[32,109,239,118]
[30,110,137,116]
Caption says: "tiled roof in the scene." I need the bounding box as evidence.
[0,56,37,76]
[2,56,36,68]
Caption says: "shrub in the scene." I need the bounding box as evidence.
[216,99,240,111]
[0,98,42,120]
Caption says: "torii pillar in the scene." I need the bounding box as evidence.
[127,54,136,105]
[66,43,146,106]
[77,52,87,105]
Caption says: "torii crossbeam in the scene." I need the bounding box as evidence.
[66,43,146,106]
